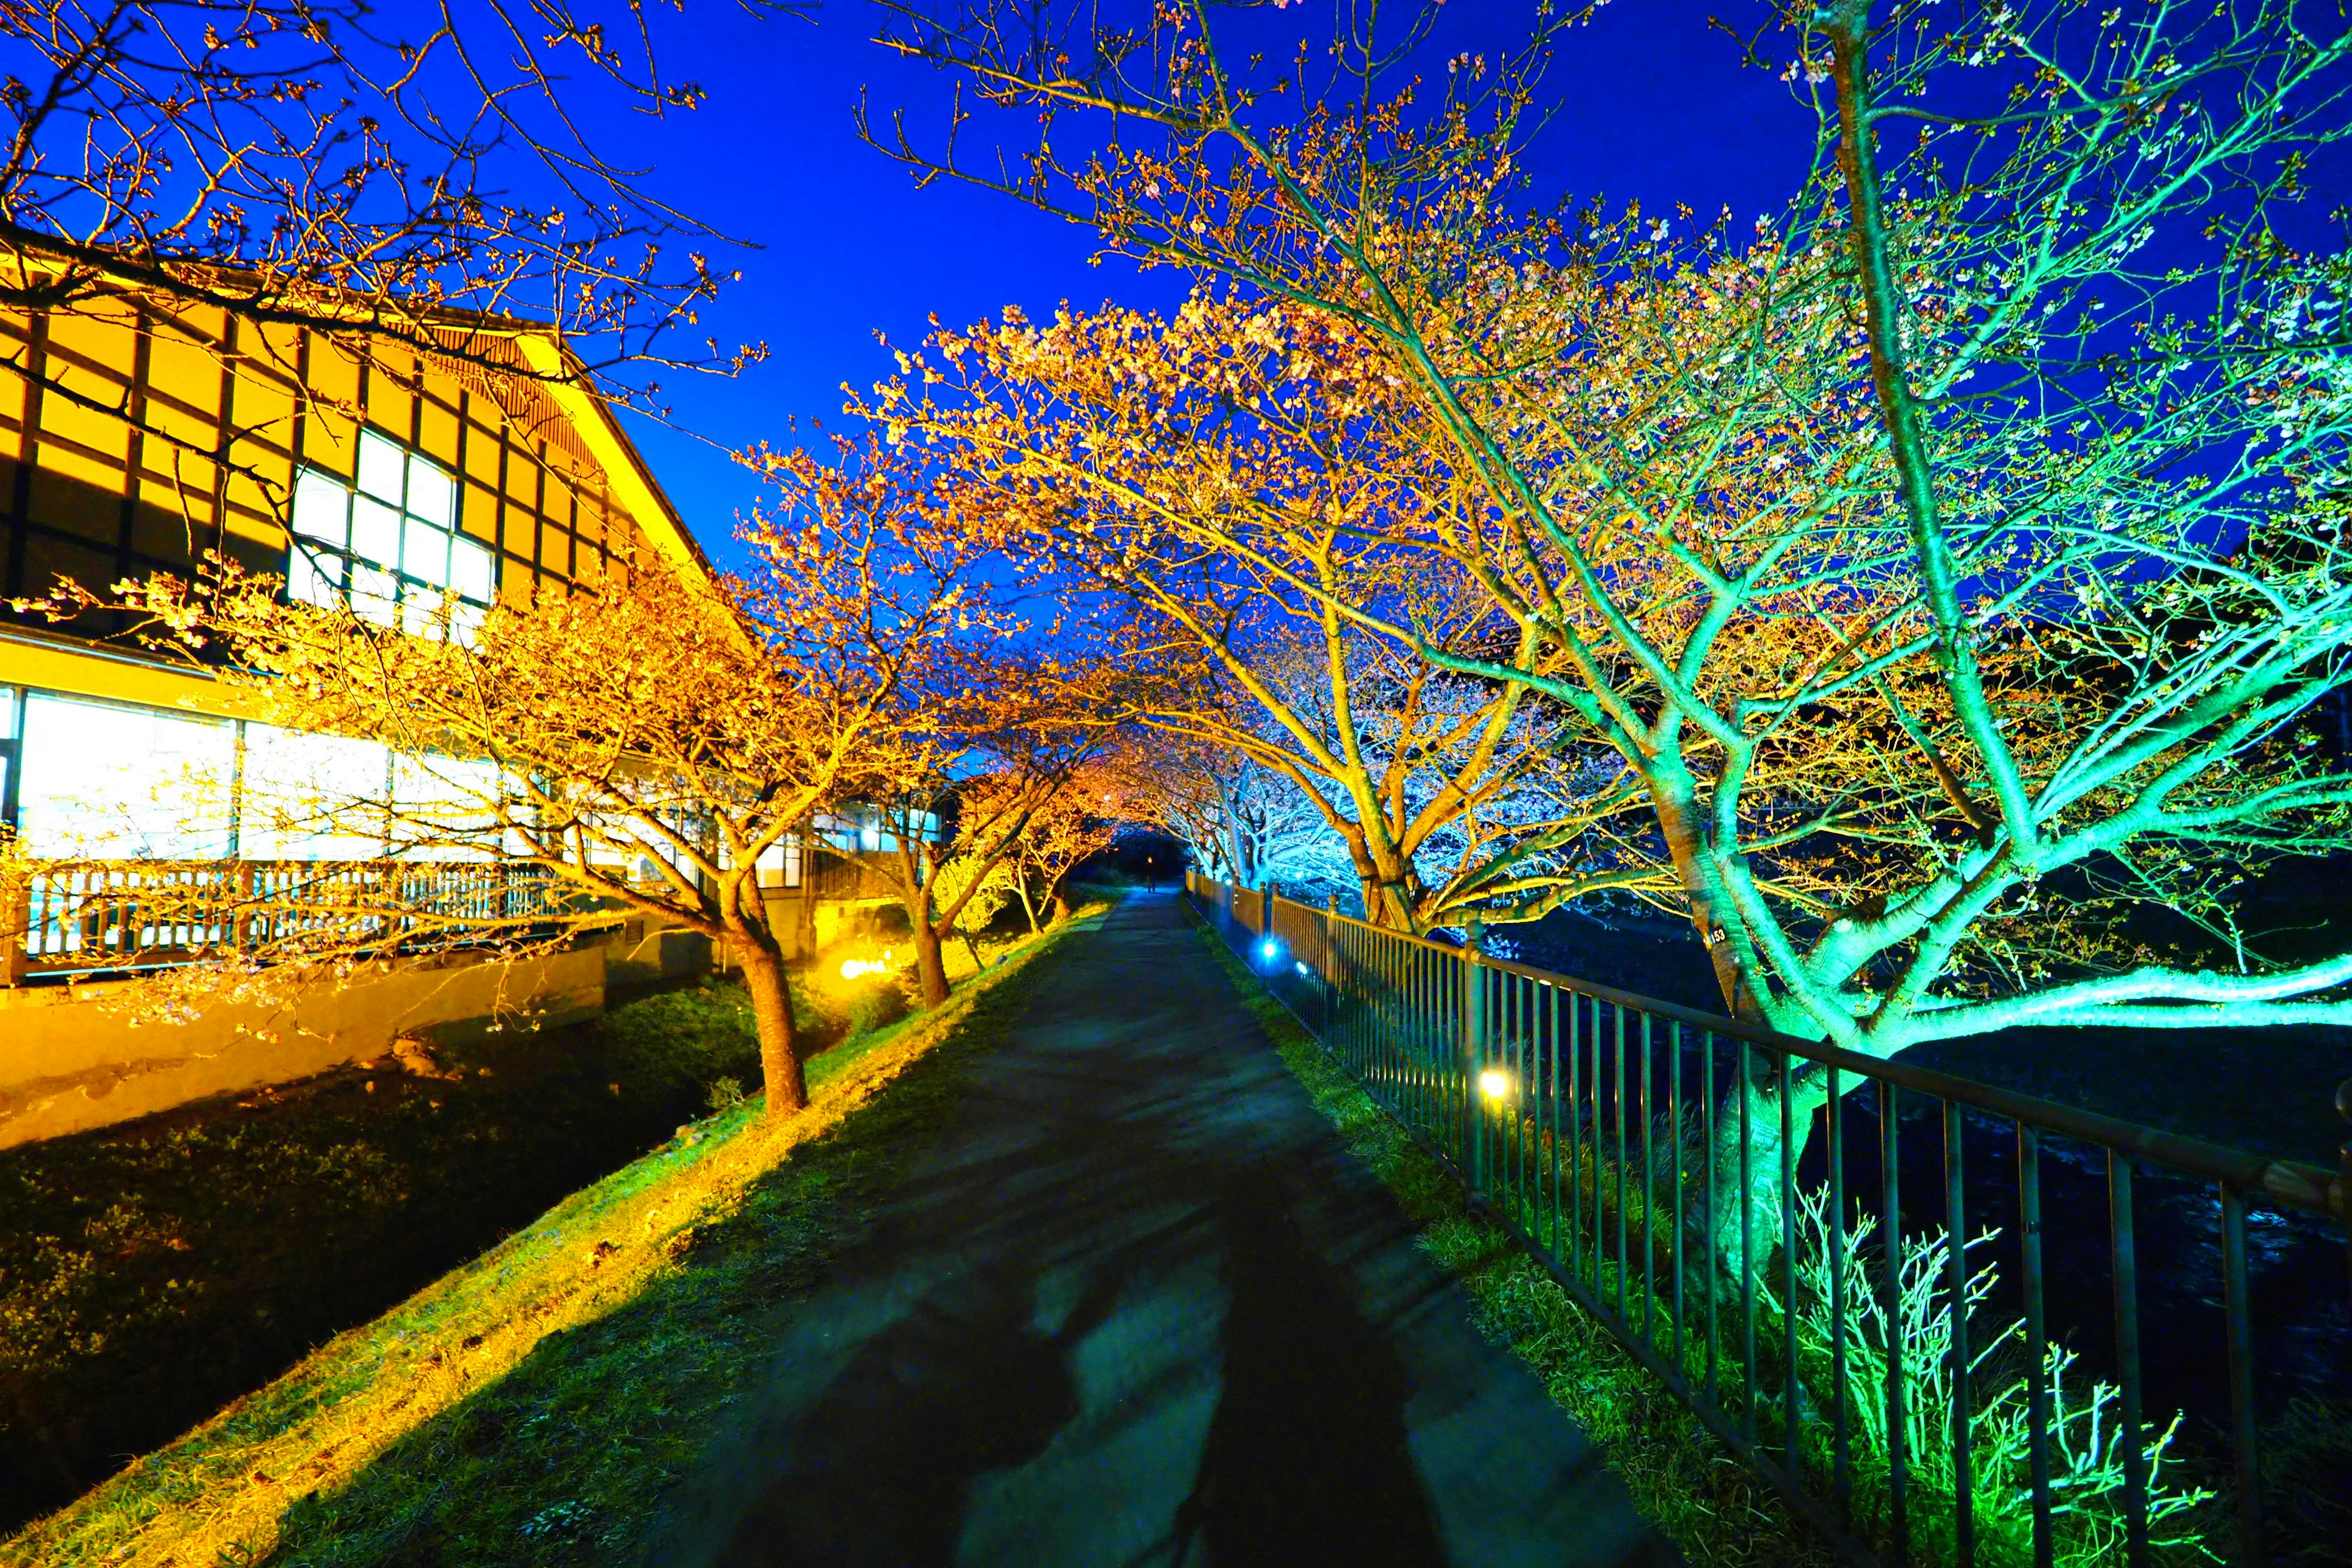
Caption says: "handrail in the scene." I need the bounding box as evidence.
[1190,869,2352,1568]
[1303,890,2339,1218]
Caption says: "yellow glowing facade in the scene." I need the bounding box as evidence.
[0,285,714,853]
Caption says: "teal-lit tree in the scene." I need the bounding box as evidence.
[878,0,2352,1259]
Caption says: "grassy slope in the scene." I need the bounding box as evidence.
[1186,911,1828,1568]
[0,978,780,1532]
[3,907,1104,1568]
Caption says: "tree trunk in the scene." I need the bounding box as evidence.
[732,934,807,1118]
[1699,1056,1835,1293]
[909,911,951,1009]
[1051,888,1072,925]
[1651,777,1763,1022]
[1016,880,1040,935]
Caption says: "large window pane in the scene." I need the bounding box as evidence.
[352,496,401,570]
[402,516,449,586]
[357,429,406,503]
[405,456,454,527]
[390,755,505,860]
[15,696,236,858]
[240,727,391,859]
[350,565,399,628]
[292,470,349,545]
[288,545,342,608]
[449,535,495,603]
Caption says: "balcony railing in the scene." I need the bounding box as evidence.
[1,858,573,982]
[3,846,909,982]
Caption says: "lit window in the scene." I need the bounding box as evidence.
[290,430,496,641]
[14,695,236,857]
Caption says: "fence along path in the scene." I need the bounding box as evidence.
[1189,872,2352,1568]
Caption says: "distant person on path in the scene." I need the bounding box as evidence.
[1144,857,1158,893]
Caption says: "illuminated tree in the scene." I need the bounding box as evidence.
[870,293,1673,933]
[865,688,1125,1008]
[875,0,2352,1261]
[1001,761,1121,929]
[24,438,1016,1119]
[1111,733,1349,895]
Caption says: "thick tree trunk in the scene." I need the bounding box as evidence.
[1698,1057,1835,1294]
[732,935,807,1118]
[1651,778,1762,1022]
[910,911,951,1009]
[1051,888,1072,925]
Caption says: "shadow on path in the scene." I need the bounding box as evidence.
[1169,1168,1446,1568]
[721,1262,1122,1567]
[667,891,1679,1568]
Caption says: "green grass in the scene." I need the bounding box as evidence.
[1185,909,1830,1568]
[1,905,1105,1567]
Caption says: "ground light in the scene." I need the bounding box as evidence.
[1256,935,1283,967]
[839,949,897,981]
[1479,1068,1513,1101]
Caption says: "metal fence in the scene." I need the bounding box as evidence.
[1188,872,2352,1568]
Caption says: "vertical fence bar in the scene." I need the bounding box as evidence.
[1616,1005,1630,1325]
[1827,1061,1850,1523]
[2019,1123,2053,1568]
[2220,1182,2265,1568]
[2112,1152,2150,1568]
[1945,1098,1973,1568]
[1550,985,1564,1260]
[1740,1042,1757,1446]
[1570,992,1586,1287]
[1672,1019,1686,1370]
[1781,1050,1803,1477]
[1884,1083,1909,1566]
[1642,1011,1657,1343]
[1704,1030,1719,1405]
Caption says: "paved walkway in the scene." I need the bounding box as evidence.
[657,891,1682,1567]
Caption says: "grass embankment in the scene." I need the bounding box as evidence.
[2,906,1101,1568]
[0,978,776,1534]
[1185,910,1830,1568]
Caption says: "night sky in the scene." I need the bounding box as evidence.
[610,1,1820,573]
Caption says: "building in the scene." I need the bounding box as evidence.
[0,283,816,1144]
[0,282,717,860]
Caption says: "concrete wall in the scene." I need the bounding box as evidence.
[0,930,647,1150]
[0,896,903,1149]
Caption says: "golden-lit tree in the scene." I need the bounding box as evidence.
[864,651,1135,1007]
[869,293,1673,933]
[1003,761,1120,930]
[22,438,1020,1119]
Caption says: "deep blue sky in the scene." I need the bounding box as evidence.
[612,2,1816,574]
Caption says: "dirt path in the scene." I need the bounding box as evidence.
[653,890,1682,1568]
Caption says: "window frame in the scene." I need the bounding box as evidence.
[288,430,496,637]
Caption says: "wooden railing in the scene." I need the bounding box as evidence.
[3,846,909,982]
[2,858,570,981]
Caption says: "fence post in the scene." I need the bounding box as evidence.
[1,869,26,986]
[2337,1077,2352,1302]
[1463,919,1486,1189]
[1322,894,1339,1036]
[1261,880,1275,935]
